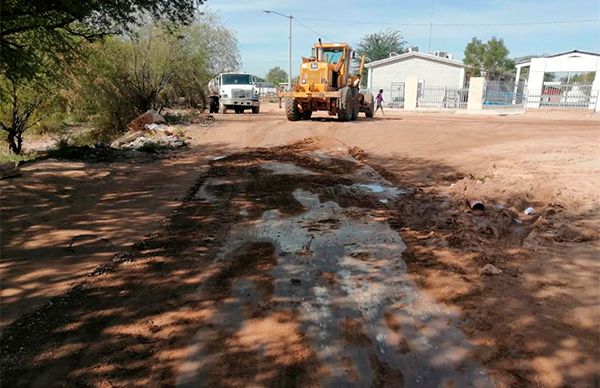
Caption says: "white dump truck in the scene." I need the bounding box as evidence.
[207,72,260,114]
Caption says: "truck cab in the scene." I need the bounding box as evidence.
[208,73,261,114]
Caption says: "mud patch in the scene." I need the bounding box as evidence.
[203,241,277,301]
[194,312,321,388]
[179,151,491,387]
[342,318,372,346]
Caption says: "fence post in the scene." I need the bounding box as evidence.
[467,77,486,111]
[404,77,418,111]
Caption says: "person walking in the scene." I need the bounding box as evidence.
[375,89,384,115]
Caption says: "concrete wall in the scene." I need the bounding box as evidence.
[368,57,465,91]
[467,78,485,111]
[404,78,418,111]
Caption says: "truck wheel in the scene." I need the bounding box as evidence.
[302,110,312,120]
[234,107,243,114]
[219,103,228,114]
[252,106,260,114]
[363,92,375,118]
[337,87,352,122]
[351,88,360,121]
[208,97,219,113]
[285,98,302,121]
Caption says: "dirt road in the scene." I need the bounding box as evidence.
[1,105,599,387]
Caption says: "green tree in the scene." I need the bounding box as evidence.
[69,14,240,135]
[1,0,209,154]
[464,37,515,80]
[356,29,408,63]
[0,0,207,79]
[265,67,288,85]
[0,73,60,154]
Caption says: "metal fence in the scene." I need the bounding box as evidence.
[484,80,526,109]
[360,86,403,109]
[417,85,468,109]
[362,81,597,111]
[532,82,597,109]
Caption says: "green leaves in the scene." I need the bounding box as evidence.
[266,67,288,86]
[0,0,206,80]
[1,10,240,154]
[463,37,515,80]
[356,29,408,63]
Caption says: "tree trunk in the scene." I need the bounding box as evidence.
[5,128,23,154]
[15,132,23,154]
[6,130,17,154]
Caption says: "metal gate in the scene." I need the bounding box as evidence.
[538,82,596,109]
[484,80,526,108]
[389,82,405,108]
[418,85,466,109]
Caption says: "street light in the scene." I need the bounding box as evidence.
[263,10,292,91]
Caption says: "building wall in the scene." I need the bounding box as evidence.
[524,52,600,108]
[368,57,465,91]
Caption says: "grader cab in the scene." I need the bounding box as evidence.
[280,41,374,121]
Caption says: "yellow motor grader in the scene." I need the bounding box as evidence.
[280,41,374,121]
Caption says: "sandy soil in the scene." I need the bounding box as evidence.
[1,104,599,387]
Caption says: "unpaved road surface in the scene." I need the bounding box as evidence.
[1,105,599,387]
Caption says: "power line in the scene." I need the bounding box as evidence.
[293,17,328,40]
[295,16,600,27]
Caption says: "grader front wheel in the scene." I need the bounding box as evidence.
[285,98,302,121]
[363,92,375,118]
[337,87,353,122]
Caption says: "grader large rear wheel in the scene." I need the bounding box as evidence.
[285,98,302,121]
[337,87,352,122]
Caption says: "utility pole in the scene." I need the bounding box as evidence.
[427,0,434,53]
[263,10,293,91]
[289,14,292,91]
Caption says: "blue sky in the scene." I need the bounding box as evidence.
[204,0,600,77]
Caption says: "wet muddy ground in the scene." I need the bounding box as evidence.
[2,107,599,387]
[1,141,491,386]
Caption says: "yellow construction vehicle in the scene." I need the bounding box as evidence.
[280,40,374,121]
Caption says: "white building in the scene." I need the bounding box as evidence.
[365,51,467,91]
[515,50,600,109]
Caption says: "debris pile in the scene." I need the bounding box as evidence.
[111,110,187,151]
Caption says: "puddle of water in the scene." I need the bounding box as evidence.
[193,177,249,202]
[356,183,387,193]
[354,183,406,198]
[261,161,317,176]
[193,180,216,202]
